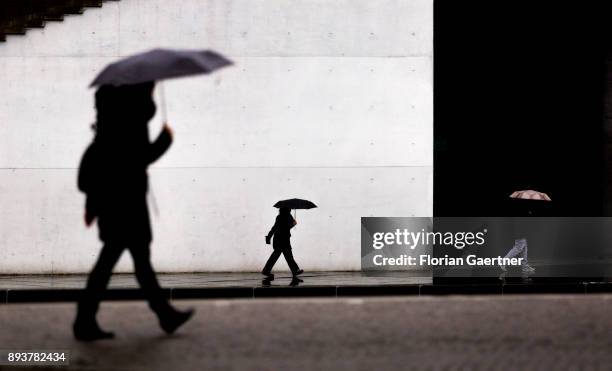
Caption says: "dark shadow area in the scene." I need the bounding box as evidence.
[260,276,303,287]
[434,0,612,283]
[434,0,611,217]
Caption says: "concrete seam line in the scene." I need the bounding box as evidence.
[0,165,432,170]
[0,55,431,59]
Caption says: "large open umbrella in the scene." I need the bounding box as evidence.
[90,48,233,122]
[89,49,232,217]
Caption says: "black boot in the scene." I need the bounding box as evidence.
[159,308,195,335]
[73,317,115,342]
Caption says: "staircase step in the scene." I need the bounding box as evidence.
[0,0,120,43]
[26,18,46,29]
[83,0,104,7]
[4,19,27,35]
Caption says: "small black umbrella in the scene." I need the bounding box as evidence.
[274,199,317,209]
[90,48,233,122]
[274,199,317,220]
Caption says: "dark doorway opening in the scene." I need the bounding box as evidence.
[434,0,611,217]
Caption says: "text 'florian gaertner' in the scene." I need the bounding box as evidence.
[372,254,524,267]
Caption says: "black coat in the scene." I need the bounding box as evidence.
[267,213,296,249]
[78,127,172,244]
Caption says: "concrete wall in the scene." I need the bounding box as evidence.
[0,0,433,273]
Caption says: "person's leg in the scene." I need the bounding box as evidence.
[74,242,124,340]
[282,248,301,274]
[499,238,526,280]
[518,239,535,276]
[129,241,194,334]
[503,238,527,260]
[499,238,534,280]
[77,243,124,320]
[520,239,528,260]
[262,249,282,275]
[128,242,173,316]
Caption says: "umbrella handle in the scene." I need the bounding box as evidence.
[158,82,168,124]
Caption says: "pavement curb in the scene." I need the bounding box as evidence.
[1,282,611,303]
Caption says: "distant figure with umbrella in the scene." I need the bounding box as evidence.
[262,199,316,279]
[75,49,232,341]
[499,189,551,281]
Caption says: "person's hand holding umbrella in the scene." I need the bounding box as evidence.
[163,123,173,139]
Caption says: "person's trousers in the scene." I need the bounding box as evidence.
[503,238,528,262]
[262,247,300,274]
[76,242,172,322]
[502,238,534,275]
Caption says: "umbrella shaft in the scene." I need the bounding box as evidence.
[158,82,168,124]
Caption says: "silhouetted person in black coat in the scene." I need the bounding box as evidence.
[74,82,193,341]
[262,207,304,279]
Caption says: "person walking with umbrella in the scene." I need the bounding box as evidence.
[498,189,551,282]
[262,199,316,279]
[75,82,193,341]
[75,49,232,341]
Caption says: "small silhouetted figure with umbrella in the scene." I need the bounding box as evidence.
[262,199,316,279]
[75,48,232,341]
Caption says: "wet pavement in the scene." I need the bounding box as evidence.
[1,272,612,303]
[0,295,611,370]
[0,271,431,290]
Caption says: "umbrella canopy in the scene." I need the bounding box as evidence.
[90,48,233,87]
[509,190,552,201]
[274,199,317,210]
